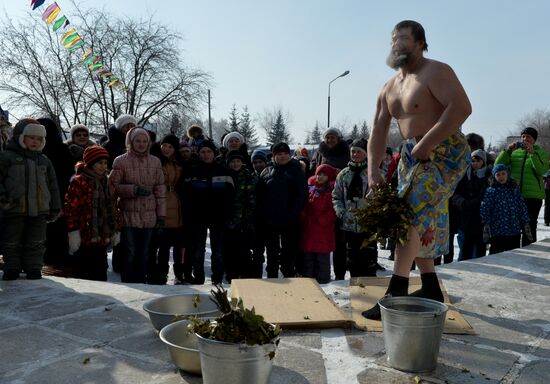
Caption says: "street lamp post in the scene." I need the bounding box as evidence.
[327,70,350,128]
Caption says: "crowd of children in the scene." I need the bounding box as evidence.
[0,116,548,283]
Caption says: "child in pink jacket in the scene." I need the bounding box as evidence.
[109,127,165,283]
[300,164,338,284]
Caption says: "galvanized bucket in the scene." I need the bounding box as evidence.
[379,296,448,372]
[196,334,278,384]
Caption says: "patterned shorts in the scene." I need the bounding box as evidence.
[397,132,470,258]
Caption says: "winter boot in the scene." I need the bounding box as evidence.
[409,272,444,302]
[361,274,409,320]
[2,269,20,281]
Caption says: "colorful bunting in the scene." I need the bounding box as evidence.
[52,15,69,32]
[32,1,125,90]
[31,0,46,10]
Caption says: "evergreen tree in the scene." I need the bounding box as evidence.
[266,109,290,145]
[348,124,359,140]
[359,120,370,139]
[311,122,322,144]
[239,106,259,147]
[229,104,240,132]
[304,132,312,145]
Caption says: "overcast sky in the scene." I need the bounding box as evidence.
[3,0,550,145]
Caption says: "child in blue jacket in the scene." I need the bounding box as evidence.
[480,164,531,254]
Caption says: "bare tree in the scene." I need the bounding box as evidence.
[0,7,210,134]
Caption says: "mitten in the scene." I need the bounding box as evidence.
[111,232,121,246]
[47,210,60,222]
[134,185,151,197]
[523,224,534,242]
[68,230,81,255]
[482,225,491,243]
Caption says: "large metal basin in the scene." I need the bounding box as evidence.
[159,319,201,375]
[143,294,219,331]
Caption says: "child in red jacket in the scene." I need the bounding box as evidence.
[300,164,338,284]
[64,146,119,281]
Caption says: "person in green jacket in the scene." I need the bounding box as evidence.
[495,127,549,246]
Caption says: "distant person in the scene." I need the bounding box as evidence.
[480,164,532,254]
[495,127,549,246]
[66,124,96,162]
[452,149,491,260]
[301,164,338,284]
[0,119,61,280]
[109,127,166,284]
[103,114,137,168]
[363,20,471,320]
[250,149,269,277]
[257,142,307,278]
[311,127,350,280]
[64,146,119,281]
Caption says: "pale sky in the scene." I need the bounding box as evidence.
[2,0,550,145]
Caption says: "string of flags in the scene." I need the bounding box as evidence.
[30,0,126,90]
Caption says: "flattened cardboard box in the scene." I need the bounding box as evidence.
[231,278,353,328]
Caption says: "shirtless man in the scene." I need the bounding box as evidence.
[362,20,472,320]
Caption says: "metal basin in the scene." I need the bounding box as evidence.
[159,319,201,375]
[143,294,219,331]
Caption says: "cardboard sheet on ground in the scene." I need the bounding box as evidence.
[231,278,354,328]
[350,276,475,335]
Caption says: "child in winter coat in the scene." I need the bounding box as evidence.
[0,118,61,280]
[300,164,338,284]
[224,150,257,282]
[480,164,532,254]
[109,127,166,283]
[64,146,119,281]
[452,149,491,260]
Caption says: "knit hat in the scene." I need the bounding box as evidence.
[222,131,245,149]
[520,127,538,141]
[492,163,509,176]
[315,164,339,181]
[251,149,267,162]
[226,150,244,164]
[198,139,218,155]
[271,142,291,154]
[115,114,137,131]
[323,127,343,140]
[70,124,89,139]
[14,118,47,151]
[125,127,150,148]
[83,145,109,167]
[471,149,486,164]
[179,139,191,148]
[160,134,180,151]
[351,138,368,154]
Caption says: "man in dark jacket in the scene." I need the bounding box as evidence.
[257,142,307,278]
[102,114,137,169]
[311,127,350,279]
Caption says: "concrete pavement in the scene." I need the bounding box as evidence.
[1,239,549,383]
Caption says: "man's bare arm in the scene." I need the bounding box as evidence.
[412,64,472,160]
[367,85,392,190]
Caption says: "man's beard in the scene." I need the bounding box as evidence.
[386,50,410,70]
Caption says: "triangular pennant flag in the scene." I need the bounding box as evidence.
[108,79,120,87]
[68,40,84,51]
[100,72,114,79]
[62,33,81,47]
[52,15,68,32]
[42,3,59,22]
[88,63,104,71]
[45,7,61,25]
[80,48,93,62]
[61,27,77,42]
[92,66,109,76]
[31,0,46,10]
[82,55,97,65]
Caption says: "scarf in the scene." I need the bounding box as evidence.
[348,161,367,200]
[83,169,116,242]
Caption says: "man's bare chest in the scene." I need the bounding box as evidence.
[386,78,435,118]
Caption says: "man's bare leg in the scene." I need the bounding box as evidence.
[362,226,443,320]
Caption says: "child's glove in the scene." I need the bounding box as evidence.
[68,230,81,255]
[111,232,121,247]
[523,224,534,242]
[134,185,151,197]
[482,225,491,243]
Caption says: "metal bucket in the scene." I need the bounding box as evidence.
[196,334,278,384]
[159,320,201,375]
[379,296,448,372]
